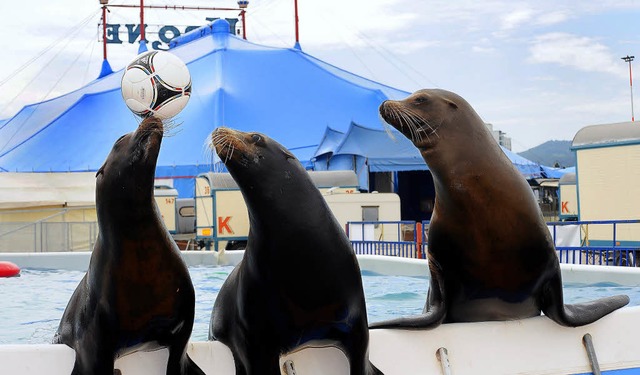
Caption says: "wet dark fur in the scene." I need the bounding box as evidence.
[371,89,629,330]
[208,127,382,375]
[54,117,204,375]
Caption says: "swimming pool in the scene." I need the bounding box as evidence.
[1,266,639,344]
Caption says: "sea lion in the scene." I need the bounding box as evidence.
[371,88,629,329]
[208,127,381,375]
[54,117,204,375]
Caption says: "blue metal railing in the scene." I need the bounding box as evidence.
[421,220,430,259]
[556,247,638,267]
[346,221,422,259]
[348,219,640,266]
[548,219,640,267]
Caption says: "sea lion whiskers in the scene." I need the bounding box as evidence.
[384,104,415,142]
[202,136,217,166]
[398,109,424,144]
[136,126,164,143]
[211,129,249,165]
[404,106,437,137]
[210,130,231,152]
[160,119,182,138]
[388,105,423,144]
[380,117,398,142]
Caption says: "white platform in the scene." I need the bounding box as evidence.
[2,253,640,374]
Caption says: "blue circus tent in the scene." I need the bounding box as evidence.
[313,121,546,190]
[0,19,409,197]
[313,123,425,189]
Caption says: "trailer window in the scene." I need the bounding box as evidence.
[179,206,195,217]
[362,206,379,222]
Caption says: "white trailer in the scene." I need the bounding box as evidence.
[194,171,400,250]
[557,172,577,221]
[572,122,640,247]
[153,184,179,234]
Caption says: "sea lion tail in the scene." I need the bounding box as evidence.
[370,263,446,330]
[541,273,630,327]
[369,289,446,330]
[184,353,206,375]
[368,362,384,375]
[368,309,444,330]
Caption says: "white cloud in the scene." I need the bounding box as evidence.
[528,33,627,78]
[536,11,569,26]
[501,8,535,30]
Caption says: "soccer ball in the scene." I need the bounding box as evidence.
[121,50,192,119]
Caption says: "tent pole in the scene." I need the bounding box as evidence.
[294,0,299,44]
[101,4,108,60]
[140,0,145,43]
[98,0,113,77]
[241,9,247,39]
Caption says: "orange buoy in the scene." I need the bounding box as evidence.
[0,261,20,277]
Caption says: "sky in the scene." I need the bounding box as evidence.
[0,0,638,152]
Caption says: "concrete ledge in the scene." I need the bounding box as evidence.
[356,254,428,277]
[3,307,640,374]
[3,252,640,285]
[560,263,640,286]
[0,252,91,271]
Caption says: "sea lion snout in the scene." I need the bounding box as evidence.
[378,100,395,122]
[210,127,262,166]
[138,116,164,132]
[131,117,163,165]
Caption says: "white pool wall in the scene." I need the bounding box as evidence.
[2,251,640,285]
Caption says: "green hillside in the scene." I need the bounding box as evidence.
[518,140,575,168]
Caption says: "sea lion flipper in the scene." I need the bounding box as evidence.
[541,273,630,327]
[369,271,446,330]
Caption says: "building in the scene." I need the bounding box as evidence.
[486,123,512,150]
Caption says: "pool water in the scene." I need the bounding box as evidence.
[1,266,639,344]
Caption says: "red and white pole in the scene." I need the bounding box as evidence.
[101,4,108,60]
[294,0,299,45]
[622,55,635,122]
[140,0,145,43]
[630,60,635,122]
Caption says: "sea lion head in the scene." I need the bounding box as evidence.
[379,89,466,151]
[95,116,163,214]
[210,127,309,211]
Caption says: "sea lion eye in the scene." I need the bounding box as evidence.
[251,134,262,143]
[414,96,428,105]
[282,149,295,160]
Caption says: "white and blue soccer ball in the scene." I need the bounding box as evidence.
[121,50,192,119]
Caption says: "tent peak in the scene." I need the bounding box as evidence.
[212,18,230,34]
[97,59,113,78]
[138,40,148,54]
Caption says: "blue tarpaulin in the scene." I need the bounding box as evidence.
[0,19,409,197]
[0,18,557,198]
[313,121,548,183]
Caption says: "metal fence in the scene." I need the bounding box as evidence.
[346,221,425,259]
[556,246,638,267]
[548,219,640,267]
[349,219,640,267]
[0,221,98,253]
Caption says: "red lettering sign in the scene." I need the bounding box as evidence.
[218,216,234,234]
[561,201,569,213]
